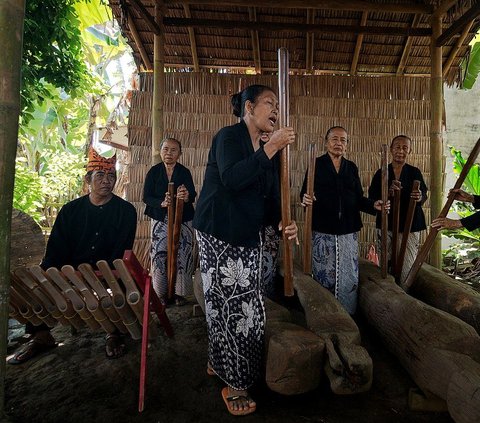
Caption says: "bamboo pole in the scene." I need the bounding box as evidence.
[166,182,175,300]
[152,2,165,165]
[403,138,480,291]
[390,188,401,274]
[278,47,294,297]
[395,180,420,283]
[302,143,316,275]
[429,14,444,269]
[0,0,25,415]
[380,144,388,279]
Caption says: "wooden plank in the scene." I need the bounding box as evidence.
[302,143,316,274]
[396,14,421,76]
[183,4,200,72]
[350,11,368,75]
[442,20,474,78]
[305,9,315,74]
[128,13,152,70]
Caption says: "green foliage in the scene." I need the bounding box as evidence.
[21,0,90,122]
[13,158,44,223]
[461,33,480,89]
[442,147,480,264]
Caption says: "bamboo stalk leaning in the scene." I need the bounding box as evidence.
[166,181,176,300]
[390,188,401,274]
[168,195,184,299]
[403,137,480,291]
[303,142,316,275]
[278,46,294,296]
[380,144,388,278]
[394,180,420,283]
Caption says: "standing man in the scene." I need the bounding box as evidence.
[9,148,137,364]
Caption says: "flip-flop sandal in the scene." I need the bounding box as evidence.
[8,340,56,365]
[105,334,126,360]
[221,387,256,416]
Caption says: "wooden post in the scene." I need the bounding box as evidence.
[395,180,420,282]
[152,3,165,165]
[403,138,480,291]
[380,144,388,278]
[278,47,294,297]
[0,0,25,416]
[166,182,175,300]
[390,188,401,274]
[429,14,444,268]
[303,143,316,275]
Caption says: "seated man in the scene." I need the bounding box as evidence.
[9,148,137,364]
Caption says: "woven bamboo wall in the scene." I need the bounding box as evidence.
[126,72,432,268]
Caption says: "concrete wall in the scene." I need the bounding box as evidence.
[442,80,480,247]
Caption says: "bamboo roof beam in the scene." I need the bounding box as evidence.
[350,11,368,75]
[248,7,261,74]
[433,0,460,18]
[305,9,314,74]
[442,20,474,78]
[163,0,432,14]
[436,2,480,46]
[129,0,160,35]
[396,14,421,76]
[127,13,152,71]
[163,18,432,37]
[183,4,200,72]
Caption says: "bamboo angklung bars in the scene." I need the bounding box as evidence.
[394,180,420,283]
[278,47,294,296]
[403,137,480,291]
[381,144,388,279]
[303,142,316,275]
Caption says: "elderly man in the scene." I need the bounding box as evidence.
[9,148,137,364]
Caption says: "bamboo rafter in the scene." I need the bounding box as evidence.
[183,4,200,72]
[350,11,368,75]
[396,14,422,76]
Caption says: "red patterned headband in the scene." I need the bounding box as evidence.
[86,147,116,173]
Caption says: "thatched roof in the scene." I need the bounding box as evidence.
[108,0,480,84]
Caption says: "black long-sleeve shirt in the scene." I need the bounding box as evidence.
[368,163,428,233]
[41,194,137,269]
[143,162,196,222]
[461,195,480,231]
[193,120,281,247]
[300,153,376,235]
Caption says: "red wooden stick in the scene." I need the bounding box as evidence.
[138,273,151,412]
[166,182,175,300]
[391,187,401,274]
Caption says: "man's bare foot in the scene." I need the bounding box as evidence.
[221,387,256,416]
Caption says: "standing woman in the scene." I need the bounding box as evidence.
[193,85,297,416]
[143,137,197,305]
[368,135,428,283]
[301,126,383,315]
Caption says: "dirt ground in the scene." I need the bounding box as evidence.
[4,297,454,423]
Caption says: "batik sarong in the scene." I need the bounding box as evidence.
[376,229,420,285]
[196,230,265,391]
[151,217,195,299]
[262,225,280,298]
[312,231,359,315]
